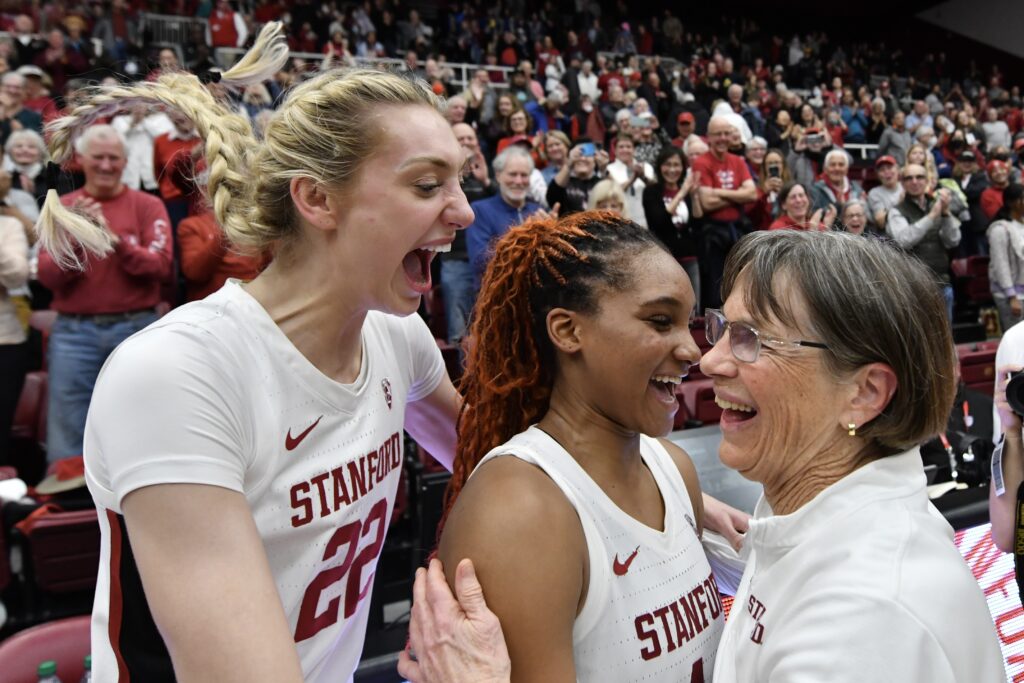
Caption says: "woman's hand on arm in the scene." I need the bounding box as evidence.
[430,457,584,683]
[121,483,306,683]
[400,558,511,683]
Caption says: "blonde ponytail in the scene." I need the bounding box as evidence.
[37,22,290,267]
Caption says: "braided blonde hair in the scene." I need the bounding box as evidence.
[39,21,446,270]
[38,22,289,269]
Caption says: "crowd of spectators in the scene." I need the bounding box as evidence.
[2,1,1024,460]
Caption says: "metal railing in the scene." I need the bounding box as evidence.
[140,13,208,46]
[844,143,880,161]
[213,47,514,91]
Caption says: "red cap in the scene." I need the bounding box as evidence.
[988,159,1009,174]
[875,155,898,168]
[677,112,695,125]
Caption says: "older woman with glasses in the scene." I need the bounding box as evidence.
[401,230,1004,683]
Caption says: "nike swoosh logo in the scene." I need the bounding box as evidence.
[612,545,640,576]
[285,415,324,451]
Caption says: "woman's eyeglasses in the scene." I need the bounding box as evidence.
[705,308,829,363]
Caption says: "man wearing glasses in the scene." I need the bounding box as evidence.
[885,163,961,322]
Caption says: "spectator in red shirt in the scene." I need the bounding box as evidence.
[691,115,757,307]
[36,124,172,459]
[769,181,836,231]
[178,210,266,301]
[982,159,1011,220]
[153,109,201,229]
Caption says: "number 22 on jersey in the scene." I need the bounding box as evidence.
[294,498,388,641]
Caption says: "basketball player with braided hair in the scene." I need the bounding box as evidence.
[430,211,725,682]
[37,24,473,682]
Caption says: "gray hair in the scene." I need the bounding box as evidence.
[723,230,955,455]
[840,197,868,219]
[492,145,534,174]
[73,124,128,156]
[4,128,47,160]
[914,125,935,141]
[1,72,24,88]
[823,149,850,167]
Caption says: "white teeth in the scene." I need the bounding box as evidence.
[420,243,452,253]
[652,374,683,385]
[714,396,756,413]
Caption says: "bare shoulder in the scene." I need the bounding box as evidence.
[656,437,704,530]
[438,454,585,682]
[439,454,585,572]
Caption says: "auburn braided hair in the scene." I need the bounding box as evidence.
[441,210,670,529]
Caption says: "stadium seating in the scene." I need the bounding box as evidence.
[0,615,91,683]
[18,508,100,595]
[678,378,722,425]
[958,343,997,396]
[10,371,48,484]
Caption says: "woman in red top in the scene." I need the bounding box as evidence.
[769,182,835,231]
[496,108,537,156]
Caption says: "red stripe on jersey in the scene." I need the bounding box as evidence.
[106,508,130,682]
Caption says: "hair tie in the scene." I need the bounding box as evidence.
[45,161,65,192]
[198,70,222,85]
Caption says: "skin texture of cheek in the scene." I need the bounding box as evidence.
[726,353,841,487]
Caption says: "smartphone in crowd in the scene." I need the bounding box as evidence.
[580,142,596,157]
[767,165,782,179]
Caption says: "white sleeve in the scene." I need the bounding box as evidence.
[233,13,248,47]
[394,313,446,402]
[85,325,253,510]
[702,531,746,595]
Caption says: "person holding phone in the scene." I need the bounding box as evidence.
[547,140,608,217]
[747,148,789,229]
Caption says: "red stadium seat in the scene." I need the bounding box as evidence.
[958,344,997,396]
[11,372,47,481]
[0,615,91,683]
[678,379,722,425]
[22,508,101,594]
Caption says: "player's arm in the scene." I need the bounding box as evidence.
[405,373,460,471]
[990,363,1024,552]
[438,456,584,683]
[122,483,305,683]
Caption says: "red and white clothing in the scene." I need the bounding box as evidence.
[476,427,724,682]
[713,448,1004,683]
[84,280,446,682]
[206,7,248,48]
[152,128,201,202]
[690,152,752,223]
[37,187,172,315]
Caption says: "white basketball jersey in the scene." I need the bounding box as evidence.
[84,280,445,683]
[477,427,724,682]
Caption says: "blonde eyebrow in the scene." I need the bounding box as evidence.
[399,155,455,172]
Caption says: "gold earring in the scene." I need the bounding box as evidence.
[848,423,857,437]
